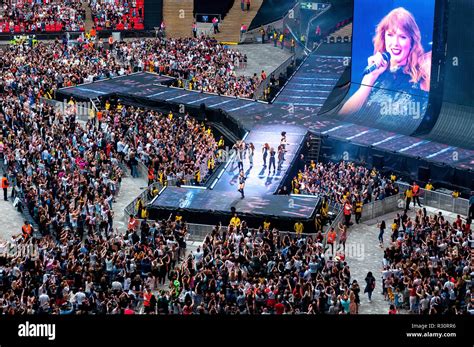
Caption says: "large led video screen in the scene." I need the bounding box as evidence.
[334,0,436,134]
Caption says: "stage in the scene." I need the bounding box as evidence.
[147,125,320,230]
[58,51,474,190]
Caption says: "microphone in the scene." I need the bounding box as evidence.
[363,52,391,75]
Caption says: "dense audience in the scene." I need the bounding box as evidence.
[0,0,85,33]
[154,221,362,314]
[89,0,145,30]
[97,103,219,184]
[381,209,472,314]
[0,217,361,315]
[0,217,187,314]
[291,160,399,204]
[0,23,470,316]
[0,36,260,100]
[115,37,260,98]
[0,33,229,314]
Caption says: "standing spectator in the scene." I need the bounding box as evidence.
[343,199,352,226]
[241,0,245,11]
[412,181,422,207]
[260,26,265,43]
[192,21,197,38]
[240,23,247,39]
[404,186,413,211]
[246,0,251,11]
[128,214,139,232]
[326,227,336,254]
[294,221,304,237]
[364,272,376,303]
[377,220,386,247]
[315,25,321,43]
[160,21,166,35]
[1,174,8,201]
[212,17,219,34]
[354,196,362,224]
[425,179,433,190]
[21,221,32,241]
[337,222,347,252]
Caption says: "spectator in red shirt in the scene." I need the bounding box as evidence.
[274,298,285,315]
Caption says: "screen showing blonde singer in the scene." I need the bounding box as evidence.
[335,0,435,134]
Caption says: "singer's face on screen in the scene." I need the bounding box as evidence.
[385,27,411,67]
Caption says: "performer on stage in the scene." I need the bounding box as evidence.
[238,170,246,199]
[339,7,431,116]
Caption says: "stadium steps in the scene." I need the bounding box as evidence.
[213,0,264,43]
[328,22,352,40]
[162,0,194,38]
[208,121,241,144]
[307,135,321,162]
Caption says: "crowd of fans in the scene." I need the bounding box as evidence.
[0,101,219,315]
[0,217,187,314]
[88,0,145,31]
[0,30,237,314]
[380,209,472,314]
[156,220,362,315]
[0,0,85,33]
[0,35,260,99]
[97,103,219,184]
[0,18,471,316]
[291,160,399,204]
[115,37,260,98]
[0,0,146,34]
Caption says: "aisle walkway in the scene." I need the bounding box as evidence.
[113,175,148,233]
[0,195,25,242]
[82,1,95,32]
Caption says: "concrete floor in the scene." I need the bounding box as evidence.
[113,175,148,233]
[234,42,293,77]
[0,194,25,242]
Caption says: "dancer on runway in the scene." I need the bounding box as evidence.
[238,170,246,198]
[248,142,255,167]
[262,143,270,167]
[234,141,244,171]
[268,147,276,173]
[277,144,284,170]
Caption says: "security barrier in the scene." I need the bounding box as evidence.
[396,182,469,216]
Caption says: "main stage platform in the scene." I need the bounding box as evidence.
[147,125,320,230]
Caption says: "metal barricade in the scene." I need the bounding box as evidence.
[396,182,469,216]
[360,193,403,222]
